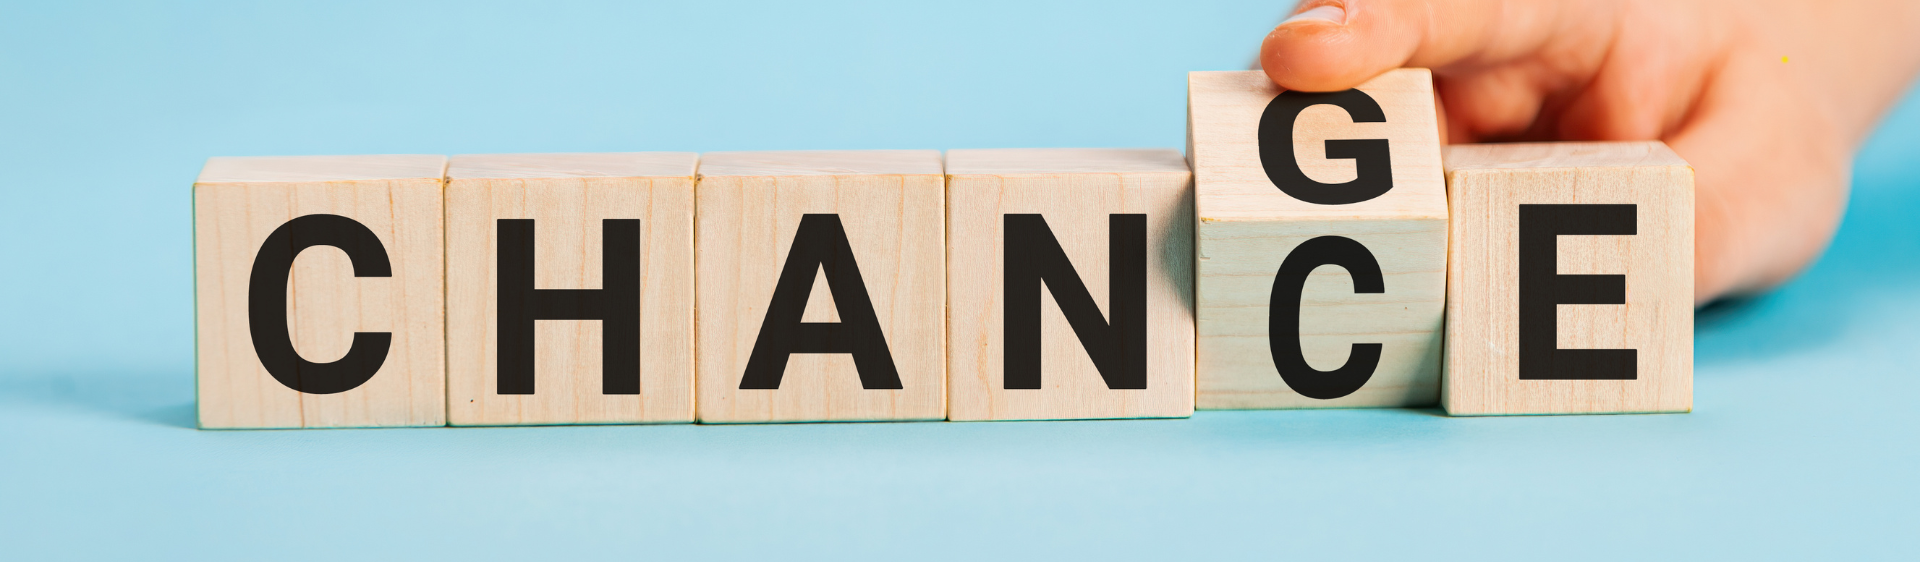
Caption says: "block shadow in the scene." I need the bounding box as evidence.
[0,371,198,430]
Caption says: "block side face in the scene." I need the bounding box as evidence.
[197,155,447,184]
[1442,172,1498,416]
[1194,217,1446,409]
[698,150,943,177]
[1189,69,1447,222]
[1442,141,1687,172]
[444,176,696,426]
[448,152,698,180]
[1441,164,1693,415]
[945,148,1189,175]
[946,171,1195,421]
[194,178,447,429]
[695,174,947,423]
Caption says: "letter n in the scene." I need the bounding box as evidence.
[1003,214,1147,390]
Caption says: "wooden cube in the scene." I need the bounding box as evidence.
[193,155,447,429]
[945,148,1195,421]
[694,150,946,423]
[444,153,696,425]
[1188,69,1449,409]
[1442,141,1694,415]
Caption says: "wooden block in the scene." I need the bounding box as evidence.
[945,148,1195,421]
[193,155,447,429]
[1188,69,1449,409]
[444,153,696,425]
[694,150,946,423]
[1441,141,1694,415]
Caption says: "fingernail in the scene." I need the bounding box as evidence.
[1282,5,1345,26]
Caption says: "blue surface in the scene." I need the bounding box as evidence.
[2,1,1917,559]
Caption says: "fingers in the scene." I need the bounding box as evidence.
[1434,66,1557,142]
[1260,0,1614,92]
[1551,1,1723,143]
[1668,56,1851,303]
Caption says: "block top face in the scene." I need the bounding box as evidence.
[1188,69,1446,221]
[945,148,1189,176]
[196,155,447,184]
[1443,141,1688,172]
[447,152,697,180]
[697,150,942,177]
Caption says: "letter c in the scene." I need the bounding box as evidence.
[247,214,393,395]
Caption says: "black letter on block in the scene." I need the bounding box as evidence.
[497,219,642,395]
[1257,89,1393,205]
[1268,236,1384,399]
[248,214,392,395]
[739,214,902,390]
[1519,204,1638,380]
[1003,214,1148,390]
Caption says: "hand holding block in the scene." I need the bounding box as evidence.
[1442,141,1694,415]
[945,148,1195,421]
[1188,69,1448,409]
[695,151,946,423]
[444,153,696,425]
[193,155,447,428]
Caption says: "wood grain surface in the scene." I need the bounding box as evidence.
[1189,69,1449,409]
[694,150,947,422]
[946,148,1195,421]
[444,152,696,425]
[1442,141,1694,415]
[194,155,447,428]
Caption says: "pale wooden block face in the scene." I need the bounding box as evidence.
[1442,141,1694,415]
[1197,220,1446,408]
[444,153,696,425]
[695,150,947,422]
[945,148,1195,421]
[193,155,447,428]
[1188,69,1449,409]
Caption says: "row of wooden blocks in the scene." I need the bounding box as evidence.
[193,69,1693,429]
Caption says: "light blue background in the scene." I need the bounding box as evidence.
[2,1,1916,559]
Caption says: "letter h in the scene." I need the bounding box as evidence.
[496,219,642,395]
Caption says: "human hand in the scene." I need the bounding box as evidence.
[1258,0,1920,304]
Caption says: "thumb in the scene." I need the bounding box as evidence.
[1260,0,1605,92]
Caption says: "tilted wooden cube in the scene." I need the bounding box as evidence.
[694,150,947,423]
[1442,141,1694,415]
[945,148,1195,421]
[193,155,447,428]
[444,153,696,425]
[1189,69,1448,409]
